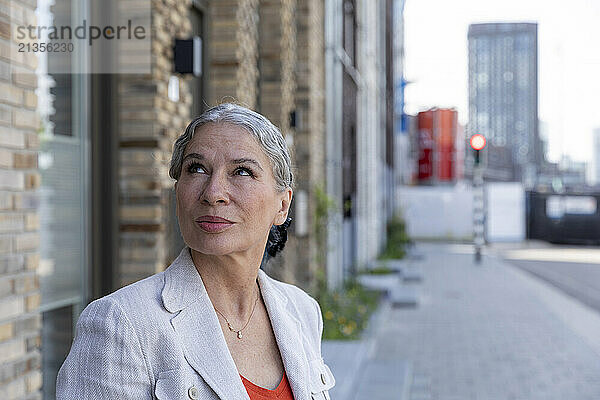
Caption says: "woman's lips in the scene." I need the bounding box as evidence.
[196,221,234,233]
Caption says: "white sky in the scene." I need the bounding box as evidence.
[403,0,600,163]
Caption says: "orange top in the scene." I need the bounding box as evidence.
[240,373,295,400]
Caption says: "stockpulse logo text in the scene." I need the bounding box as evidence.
[17,19,146,46]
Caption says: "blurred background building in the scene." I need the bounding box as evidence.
[467,22,542,187]
[0,0,400,398]
[415,108,462,185]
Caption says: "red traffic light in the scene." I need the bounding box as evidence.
[470,134,486,151]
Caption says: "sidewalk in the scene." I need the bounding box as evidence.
[323,242,600,400]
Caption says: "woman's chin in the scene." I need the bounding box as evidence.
[186,236,242,255]
[189,244,234,257]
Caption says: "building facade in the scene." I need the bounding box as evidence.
[392,0,410,186]
[467,23,541,185]
[416,108,460,184]
[354,0,395,270]
[322,0,395,285]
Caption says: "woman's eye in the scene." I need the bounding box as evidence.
[187,163,205,174]
[235,167,254,177]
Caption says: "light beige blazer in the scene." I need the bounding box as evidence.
[56,246,335,400]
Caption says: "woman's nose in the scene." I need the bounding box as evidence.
[200,172,230,205]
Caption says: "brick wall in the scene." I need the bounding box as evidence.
[0,0,43,398]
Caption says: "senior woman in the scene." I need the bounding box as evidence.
[56,103,335,400]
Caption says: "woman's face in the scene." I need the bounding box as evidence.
[175,122,292,258]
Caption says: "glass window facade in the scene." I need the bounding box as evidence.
[36,0,91,397]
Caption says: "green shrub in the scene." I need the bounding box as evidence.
[316,278,380,340]
[379,213,411,260]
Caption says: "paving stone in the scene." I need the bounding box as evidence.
[353,359,412,400]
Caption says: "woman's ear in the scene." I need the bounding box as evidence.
[274,188,293,226]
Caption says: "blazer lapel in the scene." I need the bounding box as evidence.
[162,247,250,400]
[258,270,311,400]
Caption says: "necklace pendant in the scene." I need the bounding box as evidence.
[237,331,243,339]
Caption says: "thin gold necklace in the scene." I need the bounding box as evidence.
[213,289,260,339]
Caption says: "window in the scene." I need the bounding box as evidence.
[343,0,356,65]
[37,0,90,396]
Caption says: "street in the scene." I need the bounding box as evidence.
[324,242,600,400]
[501,246,600,313]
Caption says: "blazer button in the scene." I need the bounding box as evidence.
[188,386,199,400]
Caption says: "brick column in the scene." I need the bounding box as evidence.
[291,0,325,291]
[257,0,298,284]
[0,1,43,398]
[116,0,193,286]
[258,0,296,130]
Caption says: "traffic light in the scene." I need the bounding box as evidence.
[470,133,486,263]
[470,134,486,165]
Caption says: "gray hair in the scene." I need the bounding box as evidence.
[169,103,294,192]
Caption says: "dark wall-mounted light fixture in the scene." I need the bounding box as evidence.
[174,37,202,76]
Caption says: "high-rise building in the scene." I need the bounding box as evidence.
[467,23,541,185]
